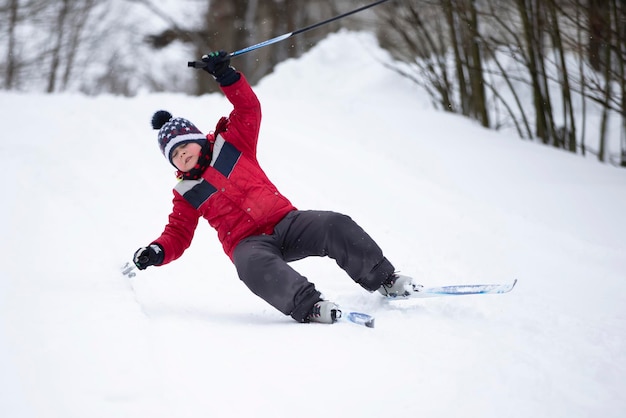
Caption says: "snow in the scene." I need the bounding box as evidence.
[1,31,625,418]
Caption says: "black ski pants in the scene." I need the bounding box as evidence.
[232,210,395,322]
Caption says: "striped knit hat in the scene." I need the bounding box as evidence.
[151,110,207,165]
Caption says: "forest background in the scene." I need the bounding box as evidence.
[1,0,625,166]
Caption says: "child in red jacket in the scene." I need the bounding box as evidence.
[133,51,413,324]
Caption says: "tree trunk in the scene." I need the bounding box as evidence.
[517,0,550,142]
[613,0,626,167]
[442,0,470,117]
[467,0,489,128]
[548,0,576,152]
[4,0,19,89]
[597,1,613,162]
[47,0,71,93]
[588,0,609,71]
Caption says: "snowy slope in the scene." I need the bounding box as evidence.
[1,32,625,418]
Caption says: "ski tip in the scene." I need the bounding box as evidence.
[346,311,376,328]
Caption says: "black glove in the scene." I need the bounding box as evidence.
[201,50,240,86]
[133,244,164,270]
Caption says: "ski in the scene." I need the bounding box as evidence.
[343,311,375,328]
[391,279,518,299]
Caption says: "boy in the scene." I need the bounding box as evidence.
[133,51,413,324]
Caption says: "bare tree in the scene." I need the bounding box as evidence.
[374,0,625,167]
[377,1,491,126]
[377,2,456,113]
[0,0,120,93]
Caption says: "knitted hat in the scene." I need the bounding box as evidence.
[151,110,207,164]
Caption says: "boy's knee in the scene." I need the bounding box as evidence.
[322,211,355,230]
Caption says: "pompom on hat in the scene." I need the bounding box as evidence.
[152,110,207,165]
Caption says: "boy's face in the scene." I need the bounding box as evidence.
[171,142,203,172]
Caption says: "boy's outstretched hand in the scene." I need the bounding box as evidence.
[133,244,164,270]
[201,51,230,76]
[201,50,240,86]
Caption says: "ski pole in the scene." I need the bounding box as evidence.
[120,261,151,316]
[188,0,391,68]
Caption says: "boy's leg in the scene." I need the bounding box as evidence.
[232,233,321,322]
[277,210,395,292]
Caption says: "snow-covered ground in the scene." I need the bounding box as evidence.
[1,32,625,418]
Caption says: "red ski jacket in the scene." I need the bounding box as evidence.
[152,75,296,263]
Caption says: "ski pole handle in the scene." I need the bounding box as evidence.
[187,61,206,69]
[187,50,232,69]
[121,261,137,278]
